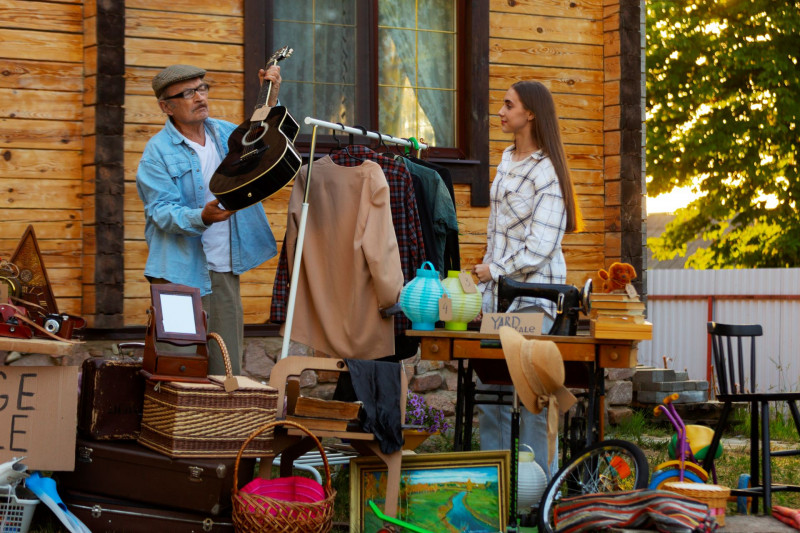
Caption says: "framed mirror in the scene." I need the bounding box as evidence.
[150,283,206,343]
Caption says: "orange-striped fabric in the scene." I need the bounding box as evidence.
[553,489,718,532]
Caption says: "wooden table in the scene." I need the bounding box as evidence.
[408,329,637,454]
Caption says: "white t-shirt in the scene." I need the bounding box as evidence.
[184,132,231,272]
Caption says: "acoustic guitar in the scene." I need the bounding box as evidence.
[210,46,302,211]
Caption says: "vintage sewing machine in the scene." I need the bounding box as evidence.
[496,276,592,336]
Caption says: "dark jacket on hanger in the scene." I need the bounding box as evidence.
[410,174,439,274]
[407,157,461,272]
[402,158,458,278]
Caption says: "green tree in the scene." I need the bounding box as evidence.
[646,0,800,268]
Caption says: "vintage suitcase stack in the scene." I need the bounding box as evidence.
[62,490,236,533]
[64,356,261,531]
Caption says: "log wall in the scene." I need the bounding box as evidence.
[0,0,643,327]
[0,0,84,316]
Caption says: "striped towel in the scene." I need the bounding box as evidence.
[553,489,718,532]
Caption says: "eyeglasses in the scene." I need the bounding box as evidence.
[162,83,210,101]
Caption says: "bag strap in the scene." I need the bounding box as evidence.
[12,311,82,345]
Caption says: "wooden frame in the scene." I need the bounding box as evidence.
[350,450,510,532]
[149,283,206,344]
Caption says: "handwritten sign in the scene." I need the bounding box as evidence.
[0,365,78,471]
[458,272,478,294]
[438,294,453,321]
[480,312,544,335]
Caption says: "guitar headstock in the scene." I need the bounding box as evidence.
[267,45,293,66]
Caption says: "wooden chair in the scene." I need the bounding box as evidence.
[266,355,406,519]
[701,322,800,513]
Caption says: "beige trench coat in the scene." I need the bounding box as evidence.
[279,156,403,359]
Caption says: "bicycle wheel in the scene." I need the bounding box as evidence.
[537,439,650,533]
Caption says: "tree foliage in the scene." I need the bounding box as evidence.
[647,0,800,268]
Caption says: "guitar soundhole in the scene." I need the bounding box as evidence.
[242,124,267,147]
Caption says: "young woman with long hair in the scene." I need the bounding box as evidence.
[472,80,582,477]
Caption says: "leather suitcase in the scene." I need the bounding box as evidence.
[62,490,235,533]
[78,357,145,440]
[57,437,257,516]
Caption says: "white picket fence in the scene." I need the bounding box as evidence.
[638,268,800,395]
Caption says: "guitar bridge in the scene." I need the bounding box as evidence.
[238,145,268,165]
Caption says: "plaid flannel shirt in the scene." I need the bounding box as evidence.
[479,147,567,317]
[270,145,425,336]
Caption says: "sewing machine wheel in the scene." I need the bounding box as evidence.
[566,399,587,460]
[581,278,592,316]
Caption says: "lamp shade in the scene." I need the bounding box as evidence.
[441,270,482,330]
[399,262,444,330]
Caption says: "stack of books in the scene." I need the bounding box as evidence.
[589,293,652,340]
[285,396,362,432]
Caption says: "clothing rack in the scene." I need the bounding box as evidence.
[302,117,429,153]
[279,117,429,360]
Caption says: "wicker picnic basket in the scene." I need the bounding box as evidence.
[138,332,278,458]
[663,482,731,526]
[232,420,336,533]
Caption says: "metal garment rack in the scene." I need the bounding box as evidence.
[279,117,430,359]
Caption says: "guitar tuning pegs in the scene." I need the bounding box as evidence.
[285,48,293,58]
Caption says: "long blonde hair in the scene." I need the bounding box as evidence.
[512,80,582,233]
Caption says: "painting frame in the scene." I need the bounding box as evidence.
[350,450,510,533]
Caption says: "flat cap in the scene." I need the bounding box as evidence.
[152,64,206,98]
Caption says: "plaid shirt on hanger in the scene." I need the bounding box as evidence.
[270,145,426,336]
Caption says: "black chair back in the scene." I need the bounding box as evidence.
[707,322,763,395]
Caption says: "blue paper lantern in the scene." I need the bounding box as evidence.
[399,262,445,331]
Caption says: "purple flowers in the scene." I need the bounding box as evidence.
[405,392,450,434]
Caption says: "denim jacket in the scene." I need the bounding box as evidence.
[136,117,277,295]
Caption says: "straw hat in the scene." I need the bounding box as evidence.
[499,326,577,466]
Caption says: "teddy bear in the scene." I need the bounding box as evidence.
[596,262,637,293]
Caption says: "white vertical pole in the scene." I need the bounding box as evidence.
[280,125,319,360]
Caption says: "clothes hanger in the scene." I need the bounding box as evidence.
[328,124,342,155]
[403,137,420,157]
[344,124,368,162]
[377,130,396,159]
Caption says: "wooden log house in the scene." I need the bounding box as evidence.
[0,0,645,331]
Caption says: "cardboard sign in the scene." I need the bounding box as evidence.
[458,272,478,294]
[625,283,639,299]
[0,365,78,471]
[480,312,544,336]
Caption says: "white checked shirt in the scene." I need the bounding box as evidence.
[479,147,567,317]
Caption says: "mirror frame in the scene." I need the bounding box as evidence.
[149,283,206,343]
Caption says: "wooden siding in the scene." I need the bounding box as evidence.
[484,0,608,287]
[0,0,84,316]
[0,0,641,328]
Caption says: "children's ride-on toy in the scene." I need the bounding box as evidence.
[649,393,723,489]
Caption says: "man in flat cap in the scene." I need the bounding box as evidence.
[136,64,282,375]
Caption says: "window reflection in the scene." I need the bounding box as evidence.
[274,1,357,134]
[272,0,456,146]
[378,0,456,147]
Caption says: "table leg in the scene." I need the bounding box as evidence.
[454,359,465,451]
[585,361,605,447]
[463,362,476,451]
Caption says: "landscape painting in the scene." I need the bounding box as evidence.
[351,451,509,532]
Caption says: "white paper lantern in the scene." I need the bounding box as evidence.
[517,444,547,513]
